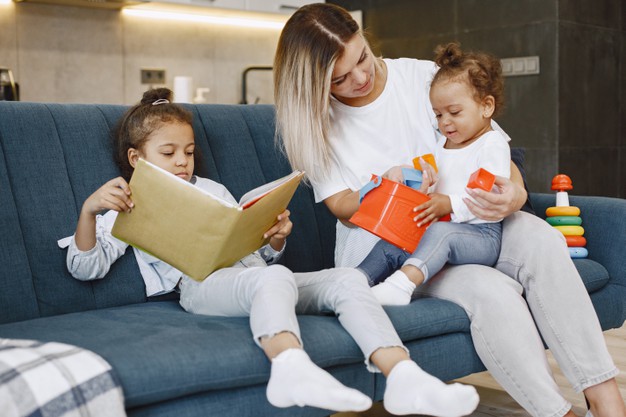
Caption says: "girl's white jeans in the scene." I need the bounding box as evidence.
[417,211,618,417]
[178,265,404,373]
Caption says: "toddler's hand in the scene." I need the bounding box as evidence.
[413,193,451,227]
[264,209,292,251]
[416,157,438,193]
[82,177,133,217]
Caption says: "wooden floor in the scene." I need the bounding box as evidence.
[334,323,626,417]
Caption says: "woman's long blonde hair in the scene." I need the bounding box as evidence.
[273,3,360,183]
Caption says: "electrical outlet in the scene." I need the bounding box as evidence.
[140,69,166,85]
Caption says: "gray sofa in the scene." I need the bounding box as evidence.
[0,102,624,417]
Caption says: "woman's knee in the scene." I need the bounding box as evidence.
[502,211,566,253]
[500,212,570,275]
[422,265,524,314]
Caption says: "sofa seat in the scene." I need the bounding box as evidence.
[0,259,607,412]
[0,296,469,409]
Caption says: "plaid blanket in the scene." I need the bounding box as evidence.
[0,338,126,417]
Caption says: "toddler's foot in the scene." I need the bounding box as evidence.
[371,271,416,305]
[266,348,372,412]
[384,360,479,416]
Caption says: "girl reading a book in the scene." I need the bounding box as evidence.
[60,88,479,416]
[357,42,511,306]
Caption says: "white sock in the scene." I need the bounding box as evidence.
[586,411,594,417]
[371,270,416,306]
[384,360,479,417]
[266,348,372,412]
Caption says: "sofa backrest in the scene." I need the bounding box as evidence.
[0,102,337,324]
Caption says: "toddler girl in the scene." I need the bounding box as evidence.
[359,43,511,305]
[59,88,480,416]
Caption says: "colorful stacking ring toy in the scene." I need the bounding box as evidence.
[546,174,587,258]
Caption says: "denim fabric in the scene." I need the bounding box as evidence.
[357,241,408,286]
[358,222,501,286]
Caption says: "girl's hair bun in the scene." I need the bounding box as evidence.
[140,88,173,105]
[434,42,463,68]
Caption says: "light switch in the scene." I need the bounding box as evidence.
[500,56,540,77]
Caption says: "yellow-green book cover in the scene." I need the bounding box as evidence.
[112,159,303,281]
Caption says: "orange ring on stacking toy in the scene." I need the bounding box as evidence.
[546,206,580,217]
[554,225,585,236]
[565,236,587,247]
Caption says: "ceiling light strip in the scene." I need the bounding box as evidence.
[122,8,285,30]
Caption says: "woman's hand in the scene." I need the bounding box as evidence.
[413,193,451,227]
[265,209,292,251]
[464,175,527,221]
[382,164,413,183]
[82,177,133,217]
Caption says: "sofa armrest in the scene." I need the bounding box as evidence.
[530,193,626,290]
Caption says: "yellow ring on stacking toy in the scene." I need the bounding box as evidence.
[546,206,580,217]
[554,225,585,236]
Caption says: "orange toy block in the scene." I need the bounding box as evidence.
[467,168,495,192]
[412,153,438,173]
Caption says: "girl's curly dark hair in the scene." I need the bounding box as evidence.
[432,42,505,117]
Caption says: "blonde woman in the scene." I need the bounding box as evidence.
[273,4,625,417]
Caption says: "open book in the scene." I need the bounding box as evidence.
[111,159,304,281]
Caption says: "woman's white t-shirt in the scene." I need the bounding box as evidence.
[310,58,441,267]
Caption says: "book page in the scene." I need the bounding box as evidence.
[147,160,237,209]
[239,170,303,208]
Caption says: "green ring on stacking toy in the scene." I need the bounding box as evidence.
[569,247,588,258]
[546,206,580,217]
[546,216,582,226]
[554,225,585,236]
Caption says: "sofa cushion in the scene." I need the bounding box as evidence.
[0,103,147,318]
[573,259,610,293]
[510,147,535,215]
[0,297,470,408]
[0,131,40,324]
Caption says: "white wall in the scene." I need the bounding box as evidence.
[0,2,280,104]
